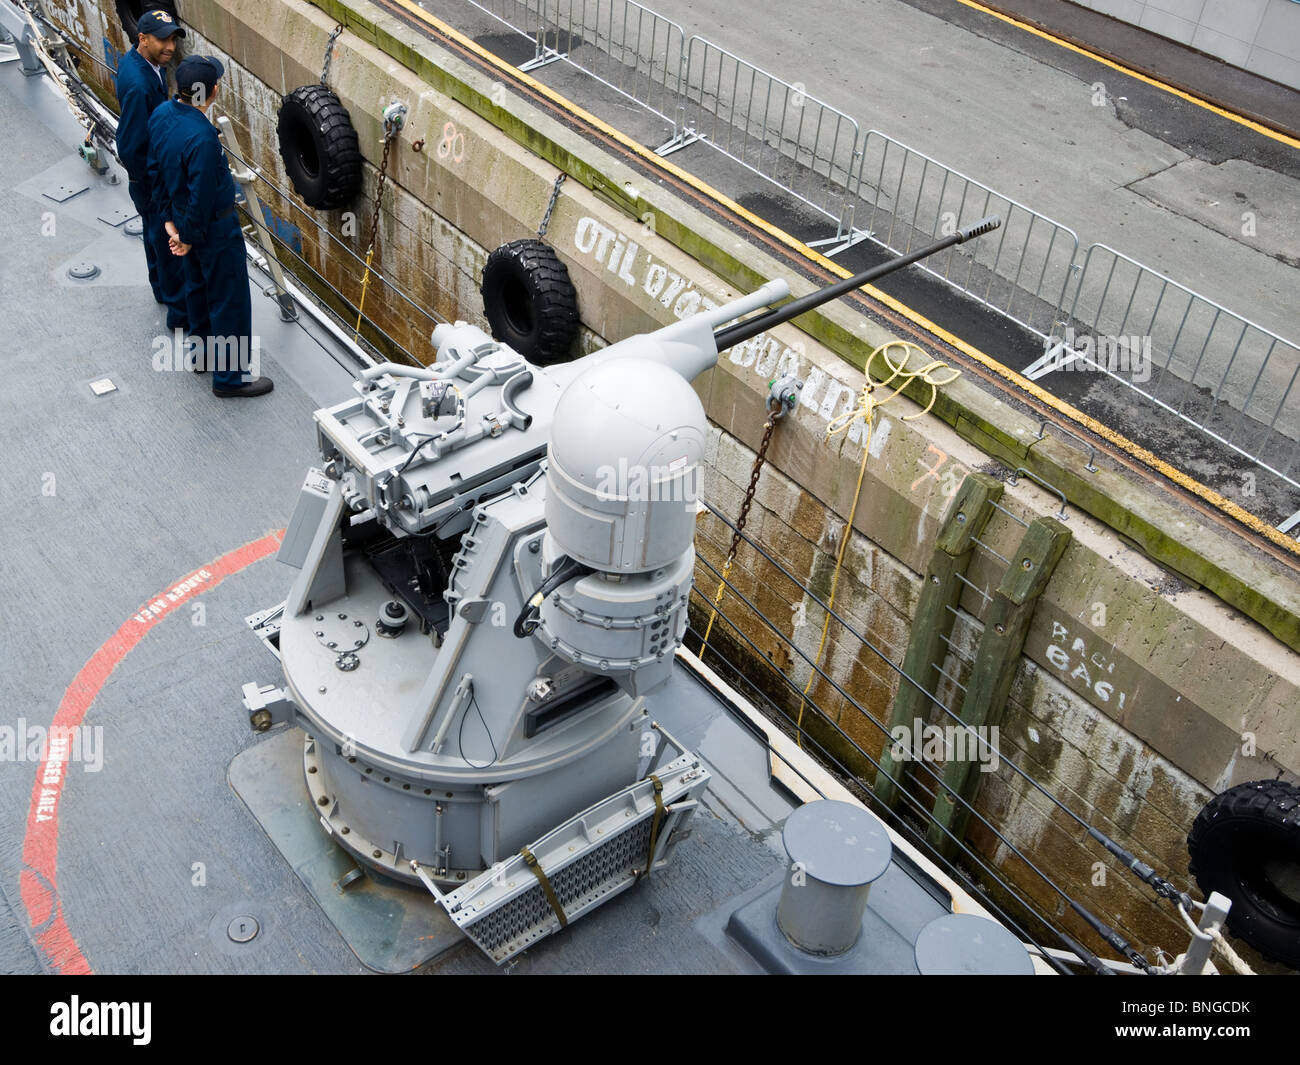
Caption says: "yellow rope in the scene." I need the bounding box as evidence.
[700,557,731,649]
[796,343,960,746]
[354,247,376,342]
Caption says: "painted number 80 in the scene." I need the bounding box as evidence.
[437,121,465,164]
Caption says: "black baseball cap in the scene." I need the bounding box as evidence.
[175,55,224,99]
[137,10,185,39]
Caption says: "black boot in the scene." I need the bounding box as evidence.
[213,377,274,398]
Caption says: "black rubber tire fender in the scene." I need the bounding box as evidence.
[480,239,580,366]
[1188,778,1300,969]
[276,84,363,210]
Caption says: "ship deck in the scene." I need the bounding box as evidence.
[0,52,1006,976]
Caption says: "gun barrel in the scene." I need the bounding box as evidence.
[712,215,1001,351]
[648,278,791,345]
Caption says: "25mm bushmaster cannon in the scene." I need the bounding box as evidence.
[242,216,1002,962]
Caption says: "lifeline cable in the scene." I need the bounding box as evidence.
[698,499,1199,959]
[688,592,1119,974]
[694,552,1155,972]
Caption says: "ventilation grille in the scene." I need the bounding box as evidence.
[466,820,653,958]
[440,754,709,963]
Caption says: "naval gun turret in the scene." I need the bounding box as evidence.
[243,217,1001,961]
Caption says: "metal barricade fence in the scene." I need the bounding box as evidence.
[1049,243,1300,487]
[455,0,1300,518]
[539,0,687,121]
[665,34,861,229]
[464,0,687,122]
[463,2,862,241]
[461,0,541,48]
[458,1,872,248]
[850,130,1079,338]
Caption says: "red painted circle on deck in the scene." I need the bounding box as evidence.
[20,531,284,974]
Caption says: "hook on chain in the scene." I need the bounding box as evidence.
[766,373,802,420]
[321,23,345,86]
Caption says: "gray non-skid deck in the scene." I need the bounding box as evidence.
[1,57,364,975]
[0,56,960,976]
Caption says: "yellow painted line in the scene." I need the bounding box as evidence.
[953,0,1300,151]
[372,0,1300,559]
[864,287,1300,558]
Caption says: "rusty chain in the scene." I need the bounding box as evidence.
[354,111,403,341]
[537,172,566,239]
[722,416,777,572]
[362,131,395,260]
[700,397,787,652]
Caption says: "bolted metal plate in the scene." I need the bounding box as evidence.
[67,261,100,280]
[313,611,369,653]
[228,727,463,973]
[123,216,144,236]
[97,206,135,227]
[43,181,88,203]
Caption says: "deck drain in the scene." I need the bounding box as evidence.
[67,261,100,281]
[227,915,260,943]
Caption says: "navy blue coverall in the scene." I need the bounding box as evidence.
[147,99,252,390]
[114,48,187,328]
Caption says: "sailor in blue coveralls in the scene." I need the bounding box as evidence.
[113,9,187,329]
[148,55,274,397]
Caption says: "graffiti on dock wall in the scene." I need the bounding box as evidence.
[1040,618,1131,710]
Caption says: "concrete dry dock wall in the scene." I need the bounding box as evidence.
[63,0,1299,963]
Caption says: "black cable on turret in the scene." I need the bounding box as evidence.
[513,556,592,638]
